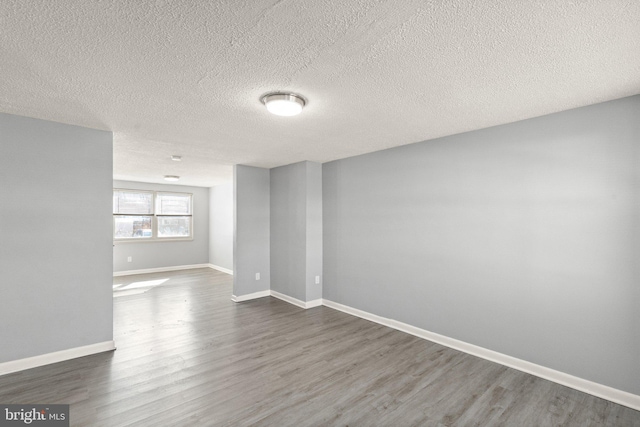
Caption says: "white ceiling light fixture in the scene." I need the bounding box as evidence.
[171,155,182,161]
[164,175,180,181]
[261,92,306,116]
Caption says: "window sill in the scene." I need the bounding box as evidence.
[114,237,194,244]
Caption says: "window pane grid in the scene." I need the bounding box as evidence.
[114,215,153,239]
[156,193,191,215]
[113,190,154,215]
[158,216,192,238]
[113,189,193,241]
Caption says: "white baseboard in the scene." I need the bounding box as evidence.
[306,298,323,308]
[0,341,116,377]
[321,299,640,412]
[232,290,322,310]
[113,263,211,277]
[231,290,270,302]
[208,264,233,275]
[270,291,307,309]
[270,291,323,309]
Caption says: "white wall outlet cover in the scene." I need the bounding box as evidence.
[255,273,260,280]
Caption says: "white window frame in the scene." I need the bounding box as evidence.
[113,189,194,242]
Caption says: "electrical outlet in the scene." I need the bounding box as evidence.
[315,276,320,284]
[255,273,260,280]
[127,256,132,263]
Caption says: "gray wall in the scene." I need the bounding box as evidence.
[234,165,270,296]
[305,162,323,301]
[271,161,323,302]
[271,162,307,300]
[209,183,233,271]
[0,113,113,362]
[113,180,209,272]
[323,95,640,395]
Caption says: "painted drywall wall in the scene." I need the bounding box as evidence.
[323,95,640,395]
[0,113,113,363]
[305,162,323,302]
[209,183,233,272]
[271,161,323,302]
[271,162,307,300]
[234,165,270,297]
[113,180,209,272]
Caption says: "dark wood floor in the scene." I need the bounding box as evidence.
[0,268,638,426]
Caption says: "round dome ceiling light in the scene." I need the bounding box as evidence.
[261,92,306,116]
[164,175,180,182]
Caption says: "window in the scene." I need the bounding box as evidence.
[156,192,192,238]
[113,189,193,241]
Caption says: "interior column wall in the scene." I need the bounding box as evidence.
[233,165,271,297]
[209,183,233,272]
[270,161,323,302]
[0,112,114,363]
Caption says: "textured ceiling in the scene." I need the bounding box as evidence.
[1,1,639,187]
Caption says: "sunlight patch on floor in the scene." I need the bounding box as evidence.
[112,279,170,297]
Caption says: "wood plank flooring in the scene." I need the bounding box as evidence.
[0,268,638,426]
